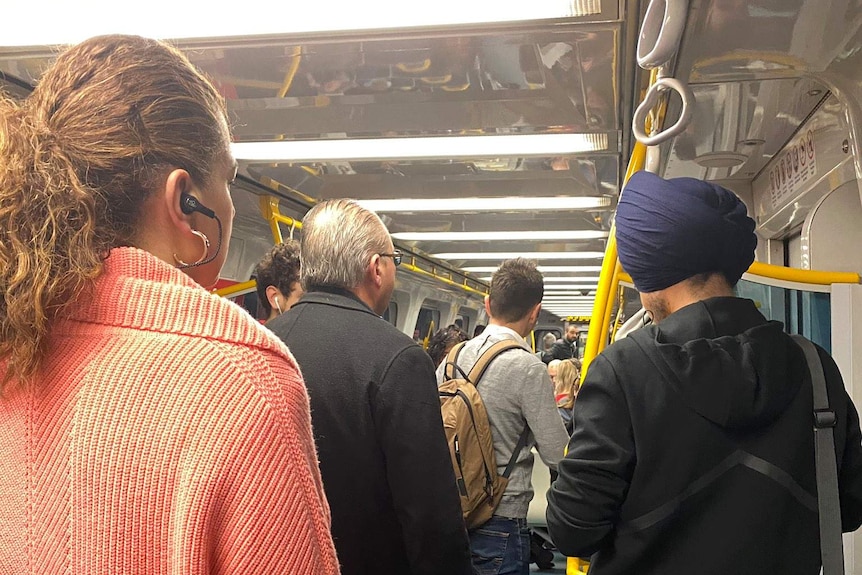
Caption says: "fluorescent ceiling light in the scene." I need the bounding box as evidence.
[233,134,608,163]
[480,276,601,282]
[546,312,593,316]
[542,276,603,282]
[392,230,609,241]
[4,1,599,47]
[361,197,609,213]
[543,296,596,300]
[434,252,605,260]
[466,266,604,273]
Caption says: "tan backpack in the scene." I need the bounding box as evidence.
[439,340,530,530]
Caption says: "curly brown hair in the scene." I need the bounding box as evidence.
[0,35,229,387]
[427,325,469,367]
[253,240,302,316]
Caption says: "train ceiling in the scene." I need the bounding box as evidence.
[3,0,842,319]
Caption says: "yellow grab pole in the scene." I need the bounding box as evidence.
[581,140,646,380]
[598,262,622,351]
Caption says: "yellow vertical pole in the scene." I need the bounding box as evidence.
[580,140,646,380]
[567,108,650,575]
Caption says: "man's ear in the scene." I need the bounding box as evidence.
[531,302,542,323]
[265,285,282,310]
[369,254,384,288]
[484,295,492,318]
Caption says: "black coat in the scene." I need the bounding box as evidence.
[550,338,576,361]
[268,288,472,575]
[547,297,862,574]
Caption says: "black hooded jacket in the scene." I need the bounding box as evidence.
[547,297,862,574]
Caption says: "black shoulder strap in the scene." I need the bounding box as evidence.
[502,427,531,479]
[791,334,844,575]
[443,341,469,381]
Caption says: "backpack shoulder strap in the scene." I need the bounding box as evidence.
[443,341,469,381]
[467,340,524,385]
[791,334,844,575]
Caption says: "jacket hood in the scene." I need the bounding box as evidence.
[631,297,803,430]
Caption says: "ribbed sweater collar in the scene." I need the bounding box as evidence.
[63,247,284,354]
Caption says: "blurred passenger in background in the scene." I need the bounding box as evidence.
[549,324,579,360]
[0,35,337,574]
[554,358,581,433]
[547,359,562,388]
[268,199,472,575]
[547,170,862,573]
[252,239,303,322]
[427,324,469,367]
[538,332,556,363]
[473,324,486,338]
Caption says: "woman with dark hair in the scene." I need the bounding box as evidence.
[0,35,337,574]
[427,324,469,367]
[252,239,303,322]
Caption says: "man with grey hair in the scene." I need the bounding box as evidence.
[268,199,472,575]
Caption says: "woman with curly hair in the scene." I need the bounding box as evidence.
[252,239,303,322]
[0,35,337,574]
[427,324,469,367]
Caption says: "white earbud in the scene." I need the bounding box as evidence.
[274,296,282,314]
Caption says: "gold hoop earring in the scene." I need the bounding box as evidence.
[173,230,211,267]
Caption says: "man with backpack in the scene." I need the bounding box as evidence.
[546,172,862,574]
[437,257,569,574]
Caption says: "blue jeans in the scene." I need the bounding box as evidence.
[469,516,531,575]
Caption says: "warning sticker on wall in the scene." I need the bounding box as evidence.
[768,129,816,211]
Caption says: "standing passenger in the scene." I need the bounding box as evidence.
[547,171,862,573]
[554,360,580,418]
[549,325,579,360]
[427,324,469,367]
[252,239,303,322]
[437,258,568,575]
[0,35,338,575]
[267,199,472,575]
[537,332,556,363]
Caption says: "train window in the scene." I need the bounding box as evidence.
[735,279,832,351]
[414,307,440,343]
[383,301,398,326]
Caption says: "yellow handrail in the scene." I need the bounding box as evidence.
[400,261,489,297]
[213,279,257,298]
[747,262,860,285]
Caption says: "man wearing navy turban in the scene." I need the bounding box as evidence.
[547,171,862,574]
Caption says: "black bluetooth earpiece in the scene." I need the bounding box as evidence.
[180,193,216,219]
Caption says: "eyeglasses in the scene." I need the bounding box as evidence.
[379,250,403,266]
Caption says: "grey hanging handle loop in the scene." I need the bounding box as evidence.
[791,334,844,575]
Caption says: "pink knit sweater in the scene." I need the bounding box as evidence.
[0,247,340,574]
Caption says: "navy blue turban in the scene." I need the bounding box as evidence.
[615,171,757,293]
